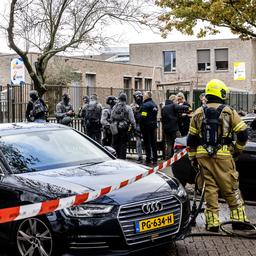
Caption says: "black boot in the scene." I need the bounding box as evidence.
[206,225,219,232]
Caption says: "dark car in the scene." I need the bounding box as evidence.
[0,123,190,256]
[172,116,256,200]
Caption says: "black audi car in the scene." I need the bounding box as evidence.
[172,115,256,200]
[0,123,190,256]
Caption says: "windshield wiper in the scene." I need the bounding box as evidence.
[79,161,104,166]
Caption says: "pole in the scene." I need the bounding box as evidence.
[7,84,10,123]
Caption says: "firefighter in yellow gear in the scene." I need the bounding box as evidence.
[187,79,249,232]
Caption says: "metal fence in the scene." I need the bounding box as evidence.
[0,84,167,122]
[1,83,255,122]
[0,83,255,158]
[47,117,165,157]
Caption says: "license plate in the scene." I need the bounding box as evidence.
[135,213,174,233]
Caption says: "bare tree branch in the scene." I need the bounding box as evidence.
[4,0,157,95]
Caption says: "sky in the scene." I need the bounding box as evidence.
[111,22,237,46]
[0,22,237,55]
[0,0,237,55]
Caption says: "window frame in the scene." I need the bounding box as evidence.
[214,48,229,71]
[197,49,211,72]
[144,78,152,91]
[163,51,176,73]
[134,77,143,90]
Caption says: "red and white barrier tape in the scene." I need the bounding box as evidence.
[0,148,188,224]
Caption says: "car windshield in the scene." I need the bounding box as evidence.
[0,129,111,173]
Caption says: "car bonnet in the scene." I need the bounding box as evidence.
[4,160,174,204]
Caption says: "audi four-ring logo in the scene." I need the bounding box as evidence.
[141,201,163,214]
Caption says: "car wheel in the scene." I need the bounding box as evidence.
[15,217,54,256]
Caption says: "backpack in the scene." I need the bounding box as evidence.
[31,99,46,116]
[85,102,101,127]
[201,104,226,156]
[111,102,129,129]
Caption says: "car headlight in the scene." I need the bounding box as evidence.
[63,204,113,217]
[177,183,187,200]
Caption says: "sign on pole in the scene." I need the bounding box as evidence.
[234,62,246,81]
[11,58,25,85]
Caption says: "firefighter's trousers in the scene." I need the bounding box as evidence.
[197,157,244,213]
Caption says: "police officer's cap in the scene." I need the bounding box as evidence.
[106,96,116,105]
[133,91,143,98]
[62,92,69,98]
[118,92,127,102]
[83,95,89,102]
[29,90,39,98]
[90,94,98,101]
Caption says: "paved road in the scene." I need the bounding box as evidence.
[133,202,256,256]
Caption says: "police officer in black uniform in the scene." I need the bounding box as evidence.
[111,93,135,159]
[101,96,117,146]
[162,94,189,159]
[140,91,158,165]
[78,96,90,133]
[84,94,102,144]
[131,91,143,162]
[26,90,47,123]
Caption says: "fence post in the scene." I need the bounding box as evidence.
[0,85,2,123]
[247,93,249,112]
[12,98,15,122]
[7,84,11,123]
[20,83,23,122]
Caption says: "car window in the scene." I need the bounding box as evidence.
[244,120,256,142]
[0,129,111,173]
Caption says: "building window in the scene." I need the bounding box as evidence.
[135,77,142,90]
[215,48,228,70]
[144,78,152,91]
[163,51,176,72]
[197,49,211,71]
[85,73,96,96]
[123,77,132,89]
[123,77,132,102]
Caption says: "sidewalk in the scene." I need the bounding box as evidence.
[135,202,256,256]
[125,161,256,256]
[174,202,256,256]
[151,165,256,256]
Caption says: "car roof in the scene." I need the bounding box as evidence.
[0,122,70,136]
[242,115,256,121]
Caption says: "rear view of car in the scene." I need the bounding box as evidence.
[172,137,195,186]
[235,116,256,200]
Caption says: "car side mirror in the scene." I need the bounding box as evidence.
[104,146,116,157]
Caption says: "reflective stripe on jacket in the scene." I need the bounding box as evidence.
[187,103,247,159]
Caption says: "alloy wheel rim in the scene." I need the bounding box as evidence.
[16,218,53,256]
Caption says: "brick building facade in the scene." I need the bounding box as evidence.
[0,53,162,91]
[130,38,256,94]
